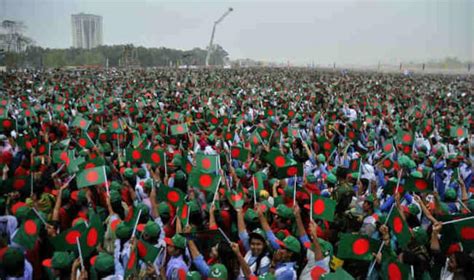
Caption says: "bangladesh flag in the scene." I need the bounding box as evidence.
[22,107,37,118]
[397,130,414,146]
[382,139,395,155]
[405,176,432,193]
[78,157,104,170]
[67,156,85,174]
[248,132,263,152]
[76,166,107,188]
[257,127,272,142]
[453,216,474,251]
[146,149,166,167]
[450,126,468,139]
[311,195,336,222]
[421,119,434,137]
[177,202,191,226]
[125,246,138,278]
[196,153,219,174]
[50,222,87,251]
[79,211,104,258]
[108,119,124,133]
[189,170,221,193]
[383,177,405,195]
[0,118,15,132]
[170,111,183,121]
[226,188,245,209]
[317,136,335,157]
[347,129,358,142]
[264,148,288,169]
[157,186,184,207]
[287,126,301,139]
[230,146,249,162]
[0,107,8,118]
[9,175,32,194]
[265,108,276,118]
[387,207,411,248]
[275,161,303,179]
[137,239,160,263]
[77,132,95,149]
[207,114,220,126]
[381,259,409,280]
[126,148,145,163]
[72,116,91,130]
[13,218,41,250]
[252,172,265,193]
[285,109,296,119]
[381,157,397,171]
[337,233,380,261]
[170,123,188,135]
[37,143,51,156]
[320,267,354,280]
[349,158,360,173]
[52,150,73,166]
[223,128,235,141]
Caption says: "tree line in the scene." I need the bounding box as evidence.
[2,44,229,69]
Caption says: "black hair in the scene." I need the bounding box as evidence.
[217,241,239,280]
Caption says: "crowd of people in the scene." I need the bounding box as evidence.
[0,68,472,280]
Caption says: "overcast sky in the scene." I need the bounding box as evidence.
[1,0,473,65]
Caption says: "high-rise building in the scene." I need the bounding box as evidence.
[71,13,103,49]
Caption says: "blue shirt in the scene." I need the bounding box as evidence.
[166,255,188,280]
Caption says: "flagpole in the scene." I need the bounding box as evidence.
[217,227,232,244]
[131,209,142,238]
[186,203,191,227]
[164,153,168,178]
[212,176,222,206]
[76,237,85,271]
[310,194,313,221]
[441,215,474,225]
[252,176,257,205]
[103,166,109,196]
[293,175,297,206]
[32,208,48,226]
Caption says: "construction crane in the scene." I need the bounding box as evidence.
[205,7,233,67]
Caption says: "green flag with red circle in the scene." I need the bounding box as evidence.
[196,153,219,174]
[137,239,160,263]
[125,246,138,278]
[397,130,414,146]
[311,195,336,222]
[257,127,272,142]
[230,146,249,162]
[77,131,95,149]
[72,116,91,130]
[264,148,288,169]
[387,207,411,248]
[405,176,432,193]
[8,175,32,194]
[52,150,73,166]
[79,210,104,258]
[108,119,124,133]
[453,215,474,251]
[226,188,245,210]
[13,218,41,250]
[126,148,145,163]
[50,222,87,251]
[0,118,15,132]
[382,139,395,155]
[275,161,303,179]
[157,185,184,207]
[189,170,221,193]
[170,123,188,135]
[349,158,360,173]
[450,126,468,139]
[76,166,107,188]
[381,258,409,280]
[337,233,380,261]
[287,126,301,139]
[145,149,166,167]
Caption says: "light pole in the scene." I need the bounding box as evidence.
[205,7,233,67]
